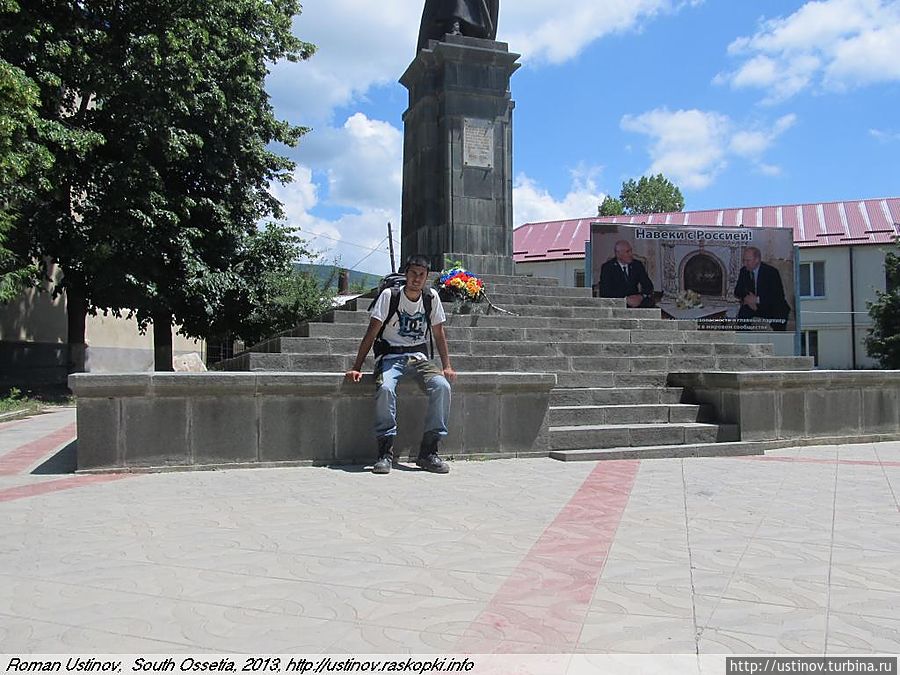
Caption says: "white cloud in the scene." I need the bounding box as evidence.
[729,114,797,158]
[870,128,900,142]
[501,0,700,65]
[621,109,731,190]
[270,113,402,275]
[514,166,607,225]
[717,0,900,102]
[268,1,706,126]
[621,108,797,189]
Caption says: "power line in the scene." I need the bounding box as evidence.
[347,236,389,272]
[295,226,386,252]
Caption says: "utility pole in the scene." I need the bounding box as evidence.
[387,222,397,273]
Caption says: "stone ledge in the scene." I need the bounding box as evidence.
[70,371,556,471]
[669,370,900,442]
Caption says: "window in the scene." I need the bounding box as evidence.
[799,261,825,298]
[801,330,819,367]
[574,269,585,288]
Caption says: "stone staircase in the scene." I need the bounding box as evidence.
[217,273,814,461]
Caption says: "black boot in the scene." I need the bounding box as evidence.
[373,436,393,474]
[416,433,450,474]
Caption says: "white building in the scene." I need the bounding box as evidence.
[513,197,900,369]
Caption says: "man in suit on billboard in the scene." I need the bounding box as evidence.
[598,240,655,308]
[734,246,790,331]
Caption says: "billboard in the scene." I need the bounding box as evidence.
[590,223,797,332]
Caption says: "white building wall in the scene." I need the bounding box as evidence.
[514,244,892,369]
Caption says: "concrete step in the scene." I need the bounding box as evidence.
[484,294,633,309]
[483,283,594,298]
[548,422,739,450]
[554,372,670,388]
[549,440,770,462]
[549,403,711,426]
[551,387,685,406]
[477,273,561,287]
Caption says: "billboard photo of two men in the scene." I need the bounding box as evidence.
[590,223,796,332]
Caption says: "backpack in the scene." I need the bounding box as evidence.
[367,277,434,359]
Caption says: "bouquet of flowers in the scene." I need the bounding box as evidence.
[675,289,703,309]
[435,259,485,303]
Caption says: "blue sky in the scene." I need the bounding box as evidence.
[266,0,900,275]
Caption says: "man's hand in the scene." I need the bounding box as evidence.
[442,366,457,383]
[625,293,644,308]
[743,292,759,311]
[345,369,363,383]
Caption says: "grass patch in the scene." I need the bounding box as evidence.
[0,386,71,417]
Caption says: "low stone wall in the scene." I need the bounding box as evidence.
[69,371,556,471]
[669,371,900,443]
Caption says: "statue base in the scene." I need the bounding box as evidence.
[400,35,521,276]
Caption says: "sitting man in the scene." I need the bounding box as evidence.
[345,255,456,475]
[734,246,790,331]
[597,240,655,308]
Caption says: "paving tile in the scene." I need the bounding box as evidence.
[702,598,827,640]
[698,626,825,655]
[827,614,900,653]
[588,581,695,618]
[577,611,698,653]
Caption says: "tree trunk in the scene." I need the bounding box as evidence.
[66,286,88,374]
[153,310,174,371]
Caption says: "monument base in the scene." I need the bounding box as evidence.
[400,35,520,277]
[444,251,512,276]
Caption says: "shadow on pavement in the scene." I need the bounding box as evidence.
[31,440,77,475]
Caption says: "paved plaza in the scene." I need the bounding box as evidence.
[1,408,899,656]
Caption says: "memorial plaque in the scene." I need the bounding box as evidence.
[463,118,494,169]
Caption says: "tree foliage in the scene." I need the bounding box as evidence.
[0,19,98,303]
[598,174,685,216]
[597,195,624,217]
[1,0,315,368]
[866,241,900,369]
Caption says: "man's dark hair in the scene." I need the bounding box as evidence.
[403,255,431,272]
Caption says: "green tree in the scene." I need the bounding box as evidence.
[2,0,314,370]
[866,241,900,369]
[0,30,98,303]
[597,195,624,217]
[598,173,685,216]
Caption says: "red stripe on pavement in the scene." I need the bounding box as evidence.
[0,423,77,475]
[457,460,640,653]
[0,474,129,503]
[747,456,900,468]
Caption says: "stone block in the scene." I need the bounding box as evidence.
[862,388,900,433]
[806,388,861,437]
[461,393,500,455]
[500,393,550,454]
[780,390,807,438]
[75,398,120,470]
[259,396,336,462]
[334,396,376,463]
[631,425,685,446]
[190,397,258,464]
[736,392,778,441]
[683,425,720,444]
[122,398,189,466]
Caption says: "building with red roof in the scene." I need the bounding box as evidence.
[514,197,900,369]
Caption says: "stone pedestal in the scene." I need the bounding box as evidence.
[400,35,520,275]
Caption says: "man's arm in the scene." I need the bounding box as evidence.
[345,317,383,383]
[734,270,749,301]
[637,262,654,296]
[598,261,617,298]
[431,323,456,383]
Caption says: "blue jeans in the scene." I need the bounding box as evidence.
[374,354,451,441]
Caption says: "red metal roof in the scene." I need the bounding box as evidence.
[513,197,900,263]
